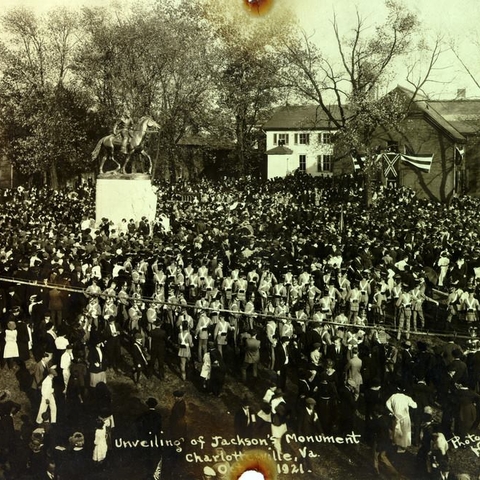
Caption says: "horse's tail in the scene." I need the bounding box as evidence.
[91,138,104,161]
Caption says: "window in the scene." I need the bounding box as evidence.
[299,155,306,172]
[273,133,290,145]
[322,132,333,144]
[294,133,310,145]
[317,154,333,172]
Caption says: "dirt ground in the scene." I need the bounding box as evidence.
[1,301,479,480]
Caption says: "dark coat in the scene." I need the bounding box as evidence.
[131,342,148,371]
[297,406,322,436]
[149,327,167,356]
[169,399,187,440]
[88,346,105,374]
[136,408,163,440]
[234,407,254,438]
[15,319,30,361]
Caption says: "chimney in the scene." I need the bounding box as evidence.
[456,88,466,100]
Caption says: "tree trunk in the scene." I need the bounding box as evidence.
[49,161,59,190]
[235,114,246,176]
[364,171,373,207]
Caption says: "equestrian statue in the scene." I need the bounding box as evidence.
[91,115,161,175]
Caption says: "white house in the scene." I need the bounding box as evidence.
[262,105,337,179]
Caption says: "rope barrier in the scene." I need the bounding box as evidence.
[1,274,477,342]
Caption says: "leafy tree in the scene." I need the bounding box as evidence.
[76,0,218,180]
[199,0,295,176]
[0,7,93,188]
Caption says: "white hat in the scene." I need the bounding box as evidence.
[203,466,216,477]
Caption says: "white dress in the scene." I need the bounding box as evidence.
[93,426,108,462]
[3,330,19,359]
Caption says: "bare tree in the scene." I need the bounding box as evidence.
[278,0,444,204]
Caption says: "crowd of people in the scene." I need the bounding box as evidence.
[0,172,479,479]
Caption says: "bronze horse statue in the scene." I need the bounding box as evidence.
[91,116,160,174]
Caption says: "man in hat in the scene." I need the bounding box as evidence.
[36,367,58,424]
[147,320,167,380]
[43,321,57,355]
[297,397,321,436]
[136,397,162,441]
[297,396,321,472]
[31,351,53,409]
[168,390,187,441]
[103,315,123,373]
[131,332,148,384]
[234,396,256,440]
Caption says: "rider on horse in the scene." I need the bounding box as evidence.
[113,110,133,154]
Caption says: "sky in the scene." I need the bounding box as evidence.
[1,0,480,99]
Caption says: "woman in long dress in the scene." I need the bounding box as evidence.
[3,321,19,369]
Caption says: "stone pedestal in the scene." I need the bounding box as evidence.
[95,174,157,226]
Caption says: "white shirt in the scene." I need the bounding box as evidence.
[60,350,73,370]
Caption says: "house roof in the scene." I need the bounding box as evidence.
[263,87,480,142]
[394,85,480,141]
[262,105,342,130]
[265,145,293,155]
[428,99,480,135]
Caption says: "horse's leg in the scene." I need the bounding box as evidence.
[122,153,131,174]
[108,146,121,172]
[141,150,152,175]
[99,153,106,174]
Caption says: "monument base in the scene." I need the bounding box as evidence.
[95,175,157,227]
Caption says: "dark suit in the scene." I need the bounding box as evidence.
[274,342,289,390]
[442,342,462,366]
[131,341,148,383]
[327,344,347,372]
[45,332,57,355]
[449,358,468,384]
[30,358,50,412]
[103,321,122,370]
[148,326,167,378]
[234,406,254,439]
[136,408,163,440]
[87,345,105,374]
[297,406,322,435]
[169,398,187,440]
